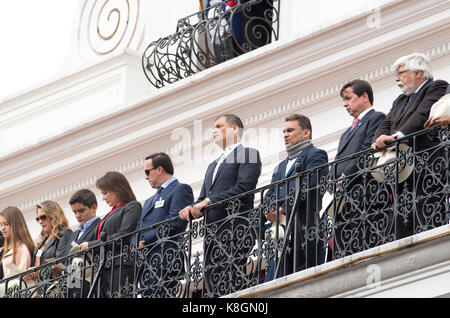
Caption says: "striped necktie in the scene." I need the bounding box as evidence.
[350,118,360,132]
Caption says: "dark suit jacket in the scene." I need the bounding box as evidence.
[136,179,193,244]
[87,201,142,248]
[197,144,262,225]
[265,143,329,227]
[32,229,73,266]
[65,217,101,255]
[334,109,386,177]
[373,79,449,150]
[264,143,328,271]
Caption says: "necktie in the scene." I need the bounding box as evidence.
[403,94,414,111]
[150,187,163,207]
[350,118,360,132]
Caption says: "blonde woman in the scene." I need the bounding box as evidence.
[0,207,35,277]
[32,201,72,267]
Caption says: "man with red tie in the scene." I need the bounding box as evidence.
[330,79,385,258]
[335,80,386,179]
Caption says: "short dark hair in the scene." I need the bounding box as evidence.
[285,113,312,138]
[145,152,174,175]
[69,189,98,208]
[96,171,136,203]
[340,79,374,105]
[215,114,244,137]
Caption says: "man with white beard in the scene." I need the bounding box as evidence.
[372,52,448,152]
[371,53,448,240]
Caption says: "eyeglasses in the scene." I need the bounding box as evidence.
[35,215,48,222]
[395,69,410,77]
[144,166,158,176]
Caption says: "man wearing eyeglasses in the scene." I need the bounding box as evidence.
[371,53,448,152]
[134,152,194,297]
[371,53,448,240]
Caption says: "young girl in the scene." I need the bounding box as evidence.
[0,206,35,277]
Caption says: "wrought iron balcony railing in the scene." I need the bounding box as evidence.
[142,0,280,88]
[0,125,448,298]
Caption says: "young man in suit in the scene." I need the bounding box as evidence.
[66,189,101,297]
[263,114,329,281]
[135,152,194,297]
[68,189,101,250]
[371,53,449,239]
[330,80,386,258]
[179,114,262,297]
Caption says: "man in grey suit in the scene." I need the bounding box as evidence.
[331,79,386,258]
[334,80,386,179]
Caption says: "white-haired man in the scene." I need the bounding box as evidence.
[371,53,448,240]
[372,52,448,151]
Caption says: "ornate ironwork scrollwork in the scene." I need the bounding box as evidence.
[142,0,280,88]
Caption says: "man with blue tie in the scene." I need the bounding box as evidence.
[263,114,328,281]
[135,152,194,297]
[179,114,262,297]
[372,53,448,152]
[371,53,449,239]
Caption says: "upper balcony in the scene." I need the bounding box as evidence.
[142,0,280,88]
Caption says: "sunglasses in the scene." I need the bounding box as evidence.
[35,215,48,222]
[144,166,158,176]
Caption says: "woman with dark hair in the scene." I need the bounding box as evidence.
[80,171,142,297]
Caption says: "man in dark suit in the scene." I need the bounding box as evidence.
[371,53,449,239]
[65,189,101,297]
[263,114,329,281]
[330,80,386,258]
[134,152,194,297]
[335,80,386,178]
[179,114,262,297]
[372,53,448,151]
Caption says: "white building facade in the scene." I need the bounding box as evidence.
[0,0,449,297]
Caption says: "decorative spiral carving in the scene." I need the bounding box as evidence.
[78,0,144,56]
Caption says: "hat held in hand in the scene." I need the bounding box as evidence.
[371,143,414,183]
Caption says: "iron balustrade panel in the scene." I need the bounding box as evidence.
[134,220,192,298]
[142,0,280,88]
[0,126,448,298]
[198,197,265,298]
[327,126,450,260]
